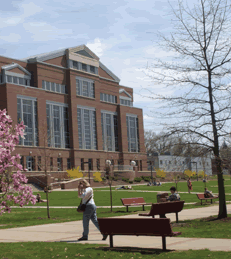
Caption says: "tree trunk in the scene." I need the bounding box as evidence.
[46,186,50,219]
[215,156,227,219]
[208,71,227,218]
[109,183,112,212]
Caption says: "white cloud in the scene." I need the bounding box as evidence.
[0,33,21,43]
[0,2,43,29]
[86,38,109,57]
[123,59,130,65]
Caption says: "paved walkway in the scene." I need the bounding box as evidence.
[1,204,231,251]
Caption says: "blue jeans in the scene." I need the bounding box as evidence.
[82,204,100,238]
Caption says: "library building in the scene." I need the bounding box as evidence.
[0,45,147,175]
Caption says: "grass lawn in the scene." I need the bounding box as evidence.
[9,177,231,207]
[0,243,231,259]
[172,214,231,239]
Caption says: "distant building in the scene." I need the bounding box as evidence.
[147,153,212,175]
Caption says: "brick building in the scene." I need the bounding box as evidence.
[0,45,147,173]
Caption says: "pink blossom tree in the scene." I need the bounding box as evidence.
[0,109,36,215]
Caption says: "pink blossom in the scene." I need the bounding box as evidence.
[0,109,36,214]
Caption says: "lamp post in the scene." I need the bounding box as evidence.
[106,159,113,212]
[190,161,198,181]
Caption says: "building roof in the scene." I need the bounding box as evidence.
[21,44,120,83]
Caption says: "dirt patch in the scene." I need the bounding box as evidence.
[171,222,190,227]
[201,216,231,222]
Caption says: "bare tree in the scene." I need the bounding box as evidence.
[36,123,53,219]
[144,0,231,218]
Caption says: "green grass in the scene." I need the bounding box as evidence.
[0,243,231,259]
[172,214,231,239]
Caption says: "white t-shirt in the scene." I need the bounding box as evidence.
[79,187,95,205]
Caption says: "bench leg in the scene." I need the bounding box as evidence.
[152,215,155,218]
[211,199,213,204]
[109,235,113,248]
[176,212,178,223]
[162,236,166,251]
[126,206,128,212]
[143,205,145,211]
[201,200,202,205]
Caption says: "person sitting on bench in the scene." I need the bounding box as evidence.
[159,186,180,218]
[204,187,214,198]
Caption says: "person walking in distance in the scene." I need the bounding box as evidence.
[77,179,108,241]
[187,177,193,194]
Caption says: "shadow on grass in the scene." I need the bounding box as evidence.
[94,246,174,255]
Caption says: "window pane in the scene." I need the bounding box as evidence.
[53,105,61,148]
[108,95,112,103]
[73,61,78,69]
[42,80,46,89]
[82,81,88,97]
[77,108,82,149]
[19,78,24,85]
[84,110,91,149]
[76,79,80,95]
[13,77,18,84]
[61,85,65,94]
[89,83,94,98]
[46,81,50,91]
[100,93,103,101]
[56,83,61,93]
[90,66,95,73]
[51,82,55,91]
[82,63,87,72]
[7,75,12,83]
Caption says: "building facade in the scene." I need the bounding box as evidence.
[147,153,212,175]
[0,45,147,172]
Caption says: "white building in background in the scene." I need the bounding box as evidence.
[158,155,212,175]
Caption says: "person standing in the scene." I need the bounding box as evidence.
[187,177,193,194]
[77,179,107,241]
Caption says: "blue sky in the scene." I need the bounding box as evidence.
[0,0,181,132]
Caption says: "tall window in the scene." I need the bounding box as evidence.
[96,159,100,171]
[67,158,71,170]
[50,157,53,171]
[76,76,95,98]
[38,156,41,171]
[57,158,62,171]
[17,96,38,146]
[126,114,140,152]
[88,159,93,170]
[81,158,84,171]
[26,156,35,171]
[77,106,97,150]
[46,101,70,148]
[101,111,119,151]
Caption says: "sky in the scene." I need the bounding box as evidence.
[0,0,182,133]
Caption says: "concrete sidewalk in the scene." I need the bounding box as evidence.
[0,204,231,251]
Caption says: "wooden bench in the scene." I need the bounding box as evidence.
[121,197,152,212]
[139,201,184,223]
[196,193,219,205]
[98,218,181,251]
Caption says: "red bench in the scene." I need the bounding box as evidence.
[139,201,185,223]
[121,197,152,212]
[98,218,182,251]
[196,193,219,205]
